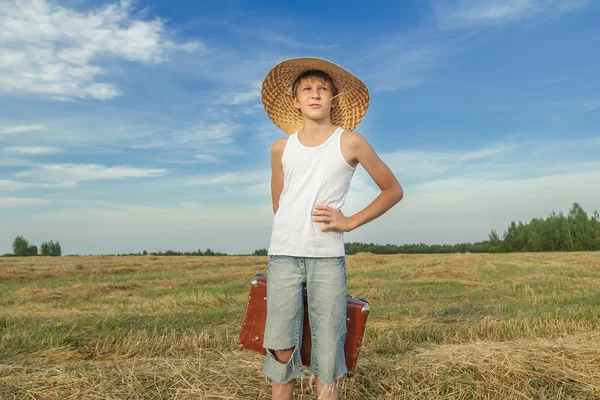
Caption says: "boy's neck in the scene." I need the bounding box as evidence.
[300,119,336,137]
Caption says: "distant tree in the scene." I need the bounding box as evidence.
[204,248,215,256]
[26,244,38,256]
[41,240,61,256]
[253,249,268,256]
[12,235,30,256]
[488,203,600,253]
[488,230,502,253]
[142,250,148,255]
[40,241,50,256]
[344,240,489,255]
[49,241,62,256]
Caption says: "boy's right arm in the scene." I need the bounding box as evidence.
[270,137,287,214]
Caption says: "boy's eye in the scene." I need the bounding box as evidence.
[303,87,311,91]
[320,87,328,90]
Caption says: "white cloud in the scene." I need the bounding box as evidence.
[0,0,203,100]
[179,122,239,145]
[183,170,269,186]
[0,179,78,191]
[435,0,590,28]
[585,98,600,113]
[255,124,286,146]
[4,146,62,155]
[16,163,167,182]
[194,154,219,163]
[0,124,45,135]
[357,31,446,93]
[0,197,50,208]
[0,179,29,191]
[263,32,338,50]
[179,201,203,209]
[369,47,440,92]
[0,157,38,167]
[218,81,262,105]
[377,137,600,184]
[220,89,261,106]
[344,168,600,246]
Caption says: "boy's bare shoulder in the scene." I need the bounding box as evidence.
[341,129,369,147]
[271,136,288,154]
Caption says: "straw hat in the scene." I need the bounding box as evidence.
[261,57,370,135]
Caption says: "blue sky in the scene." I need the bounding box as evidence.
[1,0,599,255]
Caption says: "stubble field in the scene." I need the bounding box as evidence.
[1,252,599,399]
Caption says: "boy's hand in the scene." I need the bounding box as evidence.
[312,206,355,232]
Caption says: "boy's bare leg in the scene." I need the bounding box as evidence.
[271,348,295,400]
[316,377,339,400]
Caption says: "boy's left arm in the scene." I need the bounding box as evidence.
[313,131,403,232]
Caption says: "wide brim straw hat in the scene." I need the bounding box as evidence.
[261,57,370,135]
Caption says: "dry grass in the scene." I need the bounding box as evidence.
[1,252,600,399]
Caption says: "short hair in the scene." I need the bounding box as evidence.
[291,70,338,98]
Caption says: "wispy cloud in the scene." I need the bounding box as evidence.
[0,197,50,208]
[218,81,262,105]
[379,137,600,185]
[183,170,269,186]
[585,98,600,113]
[367,46,441,92]
[0,179,77,191]
[4,146,63,155]
[0,179,29,191]
[179,201,203,209]
[177,122,240,147]
[194,154,219,163]
[357,29,450,93]
[0,158,38,167]
[263,32,338,50]
[0,0,203,100]
[345,168,600,247]
[435,0,590,28]
[16,164,167,183]
[0,124,45,135]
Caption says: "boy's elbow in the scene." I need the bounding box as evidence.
[393,184,403,204]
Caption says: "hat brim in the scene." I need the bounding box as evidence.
[261,58,370,135]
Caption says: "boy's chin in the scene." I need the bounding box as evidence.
[301,109,331,120]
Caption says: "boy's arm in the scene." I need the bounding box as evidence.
[313,131,403,232]
[270,138,287,214]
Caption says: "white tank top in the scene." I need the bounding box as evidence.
[268,127,355,257]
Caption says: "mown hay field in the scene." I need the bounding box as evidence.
[1,252,600,399]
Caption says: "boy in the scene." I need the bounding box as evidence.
[261,58,403,400]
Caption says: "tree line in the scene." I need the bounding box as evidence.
[488,202,600,252]
[4,203,597,257]
[114,249,228,256]
[344,241,489,255]
[6,236,62,257]
[254,203,599,255]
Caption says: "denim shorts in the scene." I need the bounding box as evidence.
[262,255,348,385]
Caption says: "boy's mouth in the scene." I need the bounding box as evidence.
[309,104,322,109]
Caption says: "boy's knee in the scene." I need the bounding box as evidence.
[272,347,295,363]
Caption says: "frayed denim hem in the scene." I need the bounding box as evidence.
[261,347,305,385]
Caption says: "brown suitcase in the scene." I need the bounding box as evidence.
[238,272,370,372]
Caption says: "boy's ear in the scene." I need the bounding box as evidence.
[293,95,300,109]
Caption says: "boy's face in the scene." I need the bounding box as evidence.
[293,77,336,121]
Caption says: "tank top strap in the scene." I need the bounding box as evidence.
[333,126,344,142]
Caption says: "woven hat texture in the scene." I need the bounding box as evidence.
[262,58,370,134]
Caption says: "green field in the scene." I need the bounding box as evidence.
[1,253,599,399]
